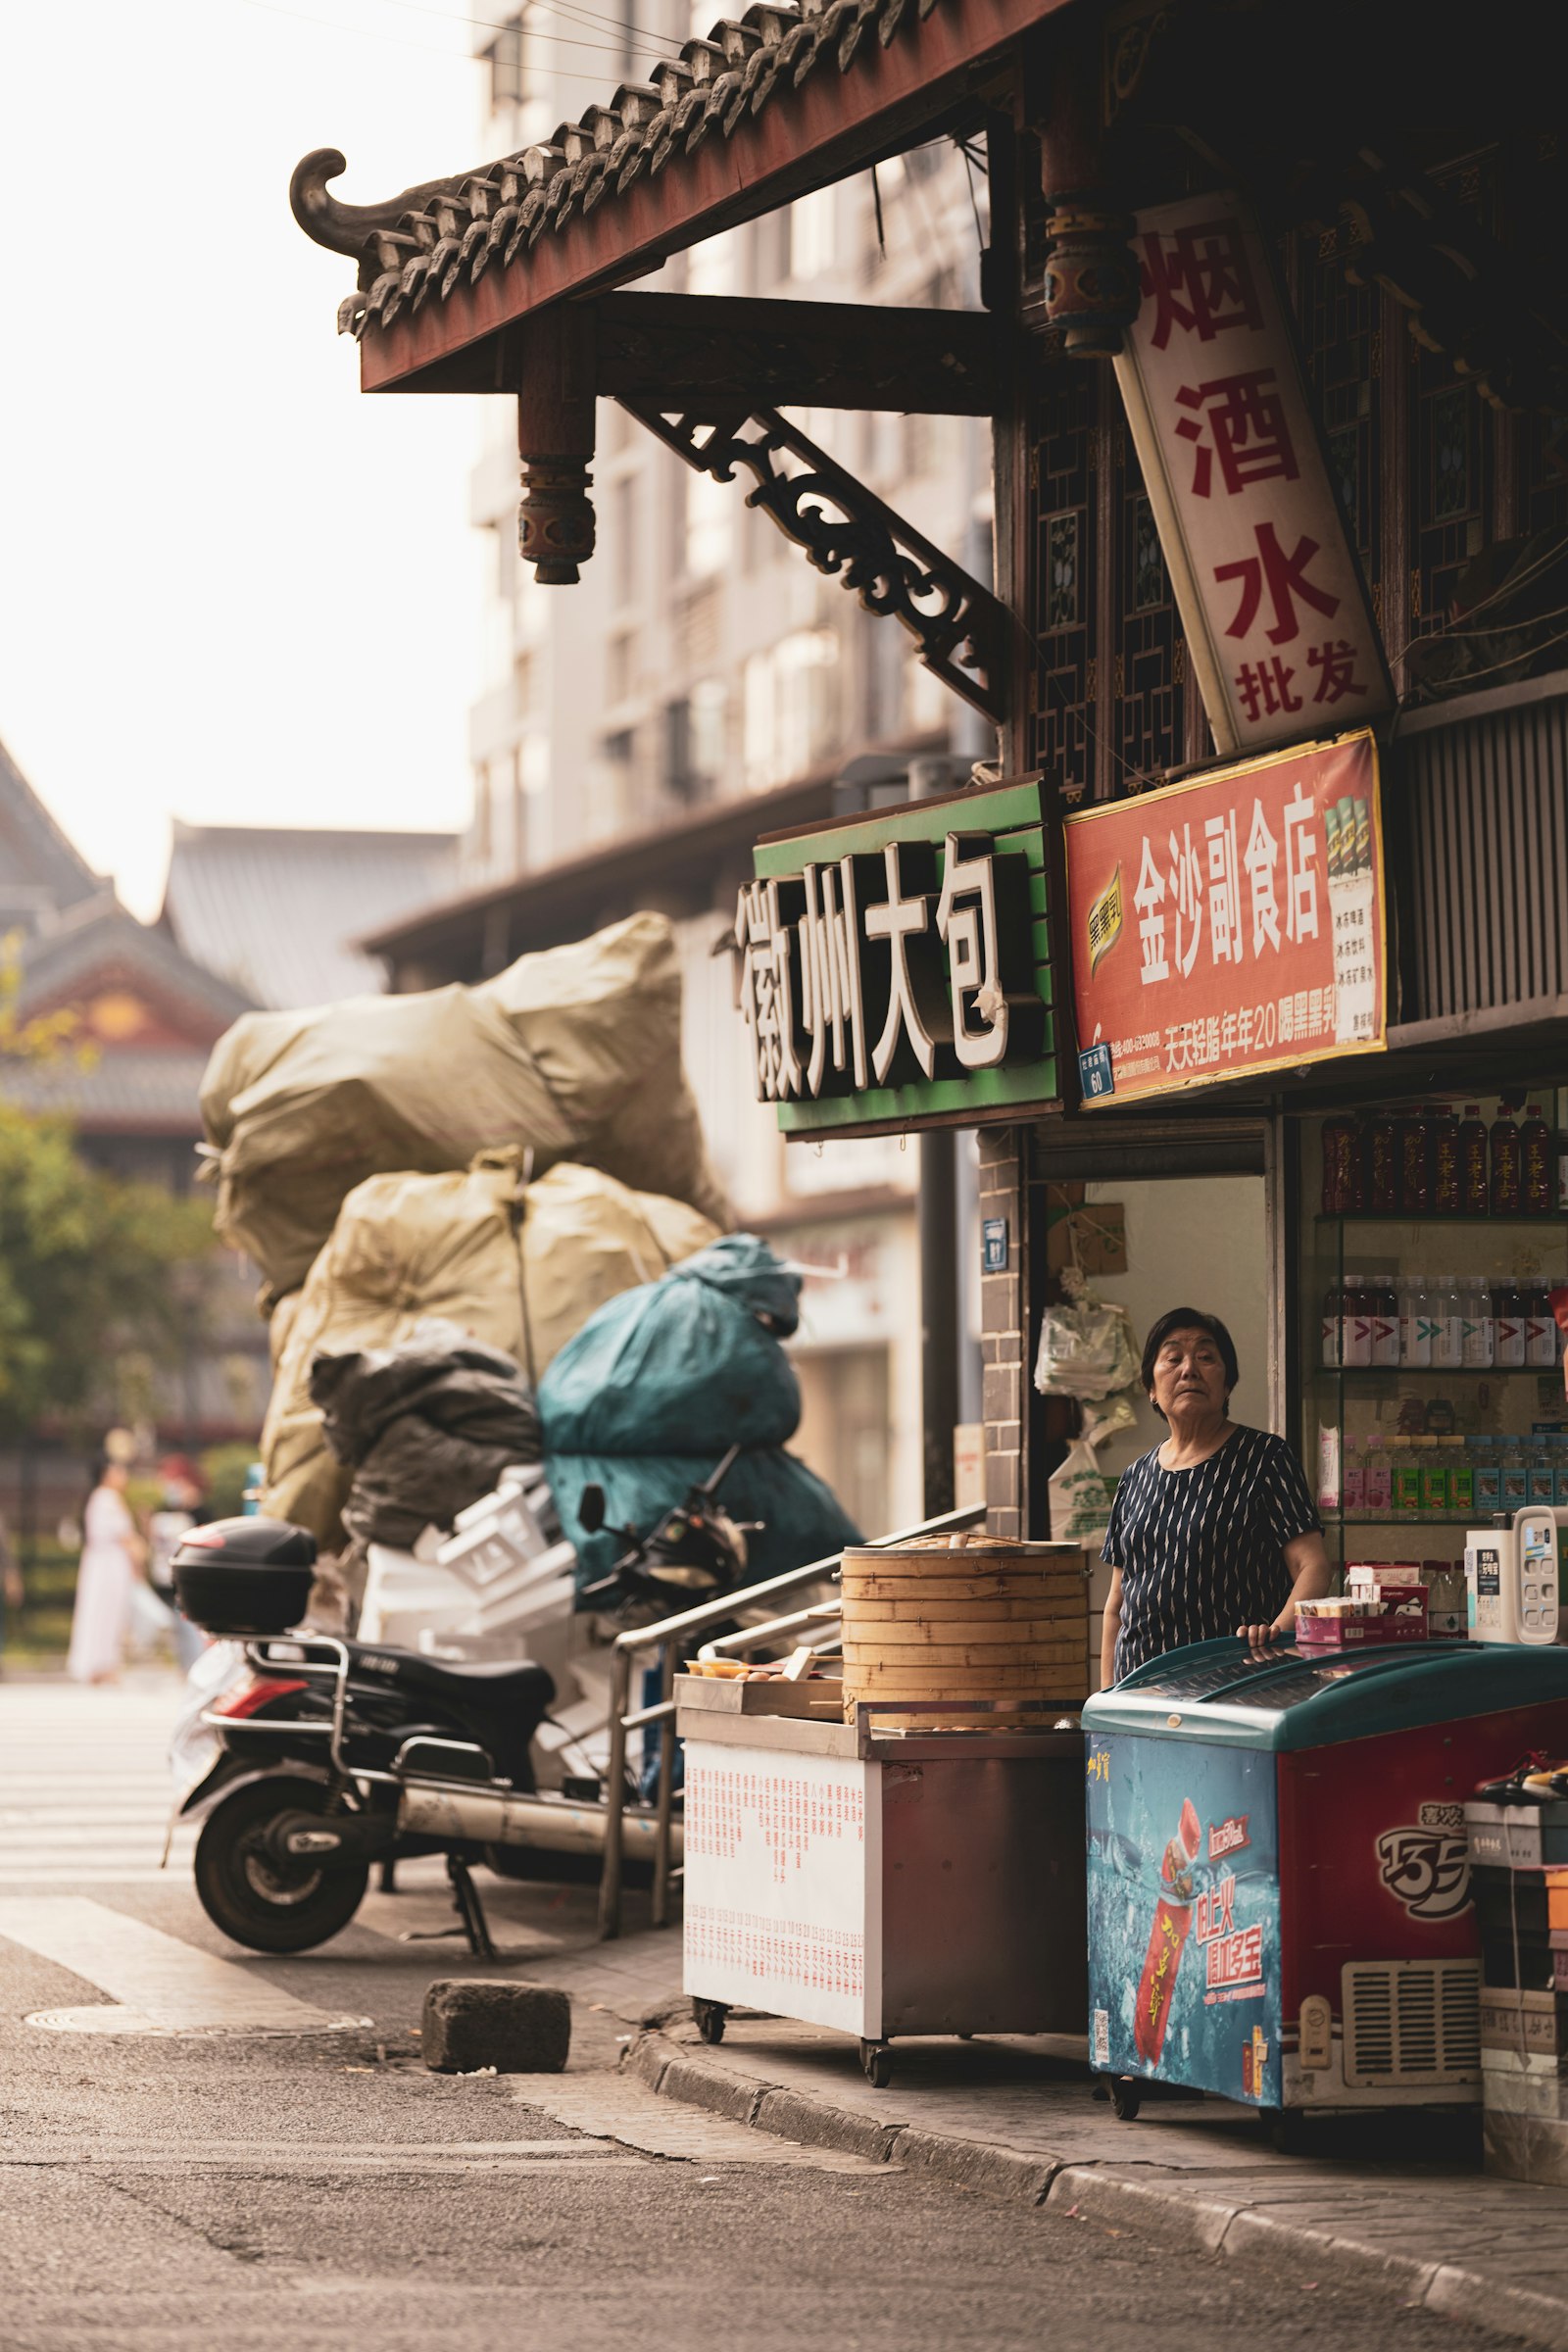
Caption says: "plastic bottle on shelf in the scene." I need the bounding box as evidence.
[1526,1279,1558,1368]
[1461,1274,1496,1368]
[1430,1104,1461,1214]
[1321,1115,1361,1215]
[1499,1435,1529,1513]
[1371,1273,1401,1367]
[1445,1436,1474,1519]
[1366,1113,1398,1213]
[1390,1436,1422,1518]
[1363,1436,1392,1518]
[1432,1272,1464,1369]
[1527,1436,1556,1508]
[1342,1437,1365,1516]
[1399,1108,1433,1215]
[1522,1104,1553,1216]
[1459,1105,1490,1217]
[1321,1279,1346,1368]
[1473,1437,1502,1515]
[1343,1277,1373,1367]
[1417,1437,1446,1521]
[1495,1278,1528,1368]
[1401,1274,1432,1367]
[1316,1425,1342,1515]
[1492,1107,1522,1215]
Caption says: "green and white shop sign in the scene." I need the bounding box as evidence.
[740,777,1057,1139]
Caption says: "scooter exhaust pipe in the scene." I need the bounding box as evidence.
[397,1782,682,1865]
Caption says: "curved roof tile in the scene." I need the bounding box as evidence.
[295,0,952,346]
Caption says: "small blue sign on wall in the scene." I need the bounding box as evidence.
[982,1217,1009,1274]
[1079,1043,1115,1101]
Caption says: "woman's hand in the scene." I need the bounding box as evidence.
[1238,1535,1332,1651]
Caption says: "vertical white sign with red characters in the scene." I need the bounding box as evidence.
[1114,189,1392,757]
[682,1740,883,2037]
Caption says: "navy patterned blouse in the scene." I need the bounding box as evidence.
[1102,1425,1320,1681]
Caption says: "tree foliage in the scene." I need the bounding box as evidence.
[0,1101,217,1442]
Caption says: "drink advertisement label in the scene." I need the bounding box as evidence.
[1063,730,1386,1106]
[1087,1735,1281,2103]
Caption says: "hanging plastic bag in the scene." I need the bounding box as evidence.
[1034,1266,1138,1400]
[1079,1389,1138,1451]
[1049,1440,1116,1544]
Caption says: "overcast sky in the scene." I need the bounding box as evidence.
[0,0,570,917]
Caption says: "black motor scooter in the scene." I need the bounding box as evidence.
[172,1457,754,1959]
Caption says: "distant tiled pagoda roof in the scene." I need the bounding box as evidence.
[0,735,107,932]
[1,1048,219,1137]
[292,0,1058,379]
[160,823,459,1009]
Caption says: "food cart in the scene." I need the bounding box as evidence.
[677,1676,1086,2085]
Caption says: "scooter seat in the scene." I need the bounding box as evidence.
[349,1644,556,1717]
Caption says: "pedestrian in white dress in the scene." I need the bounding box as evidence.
[67,1461,144,1685]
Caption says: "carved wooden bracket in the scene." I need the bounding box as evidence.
[622,401,1009,725]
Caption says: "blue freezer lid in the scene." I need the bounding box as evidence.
[1081,1636,1568,1751]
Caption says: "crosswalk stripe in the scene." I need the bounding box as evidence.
[0,1896,352,2033]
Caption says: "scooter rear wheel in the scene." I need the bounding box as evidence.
[194,1780,369,1955]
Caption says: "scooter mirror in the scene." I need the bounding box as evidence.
[578,1484,606,1536]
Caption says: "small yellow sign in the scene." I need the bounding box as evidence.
[1086,861,1122,972]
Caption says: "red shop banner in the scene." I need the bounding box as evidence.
[1063,730,1386,1107]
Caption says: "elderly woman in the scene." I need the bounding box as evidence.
[1099,1307,1330,1686]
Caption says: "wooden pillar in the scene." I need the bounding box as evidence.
[1036,26,1139,359]
[517,307,597,584]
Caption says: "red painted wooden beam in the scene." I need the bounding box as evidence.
[360,0,1065,392]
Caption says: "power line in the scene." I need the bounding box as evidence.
[367,0,686,58]
[234,0,666,73]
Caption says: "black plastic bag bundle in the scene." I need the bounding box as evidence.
[309,1318,541,1549]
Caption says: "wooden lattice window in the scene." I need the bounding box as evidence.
[1027,365,1096,798]
[1110,422,1185,783]
[1291,220,1382,631]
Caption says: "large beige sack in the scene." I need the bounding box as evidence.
[203,912,730,1297]
[260,1152,718,1543]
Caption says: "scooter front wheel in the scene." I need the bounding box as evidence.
[194,1779,369,1955]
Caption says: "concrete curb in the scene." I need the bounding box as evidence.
[623,2031,1568,2352]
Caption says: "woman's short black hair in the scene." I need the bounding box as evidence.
[1141,1308,1241,1410]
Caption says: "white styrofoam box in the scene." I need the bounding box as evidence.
[358,1543,476,1646]
[437,1477,555,1592]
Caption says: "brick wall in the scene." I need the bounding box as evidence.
[977,1125,1029,1539]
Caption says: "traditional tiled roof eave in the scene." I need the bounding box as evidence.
[295,0,1070,384]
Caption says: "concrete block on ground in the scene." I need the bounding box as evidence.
[422,1979,571,2075]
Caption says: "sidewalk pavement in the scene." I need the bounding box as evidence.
[611,2004,1568,2351]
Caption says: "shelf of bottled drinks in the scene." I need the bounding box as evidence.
[1300,1093,1568,1628]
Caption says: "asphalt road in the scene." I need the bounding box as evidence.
[0,1678,1528,2352]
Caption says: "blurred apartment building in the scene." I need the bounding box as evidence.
[365,4,997,1539]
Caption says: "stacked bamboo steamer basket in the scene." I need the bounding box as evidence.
[839,1532,1091,1727]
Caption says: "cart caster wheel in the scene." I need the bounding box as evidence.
[692,1999,728,2046]
[1263,2105,1308,2155]
[860,2039,893,2088]
[1107,2075,1143,2121]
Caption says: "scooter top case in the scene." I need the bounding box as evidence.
[172,1517,316,1636]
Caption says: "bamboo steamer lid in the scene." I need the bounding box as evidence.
[839,1537,1090,1722]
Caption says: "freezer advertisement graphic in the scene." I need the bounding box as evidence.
[1088,1735,1281,2104]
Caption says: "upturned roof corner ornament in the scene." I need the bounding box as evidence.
[289,149,457,265]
